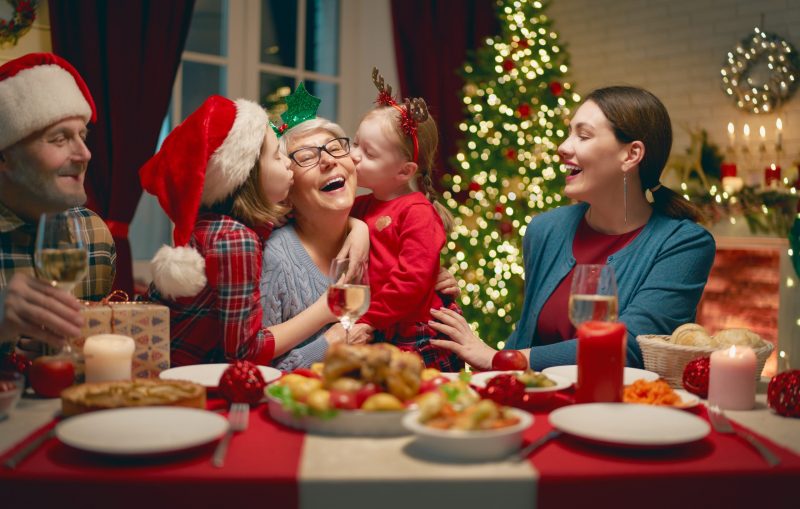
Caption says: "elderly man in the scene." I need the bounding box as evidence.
[0,53,115,349]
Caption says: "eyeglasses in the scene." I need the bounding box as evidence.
[289,137,351,168]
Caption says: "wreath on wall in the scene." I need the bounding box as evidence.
[0,0,37,48]
[720,26,800,114]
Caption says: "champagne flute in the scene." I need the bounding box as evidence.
[327,258,370,344]
[568,264,618,327]
[34,213,88,357]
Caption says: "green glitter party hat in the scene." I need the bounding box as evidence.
[271,82,321,137]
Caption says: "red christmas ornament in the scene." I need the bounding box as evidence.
[499,221,513,236]
[768,369,800,418]
[468,181,482,192]
[502,59,515,72]
[682,356,711,398]
[505,148,517,160]
[219,360,267,405]
[517,39,529,49]
[549,81,563,96]
[516,103,531,117]
[494,204,505,213]
[480,373,525,407]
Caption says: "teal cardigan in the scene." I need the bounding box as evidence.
[504,203,716,369]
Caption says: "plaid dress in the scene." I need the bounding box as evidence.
[0,202,116,301]
[147,212,276,366]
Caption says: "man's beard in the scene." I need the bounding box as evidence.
[5,160,87,212]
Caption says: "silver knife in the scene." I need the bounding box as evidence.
[3,427,56,470]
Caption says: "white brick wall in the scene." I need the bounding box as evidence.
[548,0,800,175]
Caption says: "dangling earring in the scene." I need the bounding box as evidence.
[623,172,628,225]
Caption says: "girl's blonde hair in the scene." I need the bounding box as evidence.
[365,106,454,233]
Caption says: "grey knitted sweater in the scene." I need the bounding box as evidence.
[260,224,331,371]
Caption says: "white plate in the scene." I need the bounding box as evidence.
[266,396,410,436]
[56,407,228,455]
[542,365,659,386]
[402,408,534,461]
[469,371,573,392]
[159,363,281,388]
[549,403,710,447]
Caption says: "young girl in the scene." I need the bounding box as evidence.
[140,94,349,366]
[348,69,463,372]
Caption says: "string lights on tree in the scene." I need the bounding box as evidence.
[442,0,578,348]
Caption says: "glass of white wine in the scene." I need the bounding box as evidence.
[34,212,89,293]
[327,258,370,344]
[568,264,618,327]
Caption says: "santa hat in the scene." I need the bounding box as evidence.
[0,52,96,150]
[139,95,268,298]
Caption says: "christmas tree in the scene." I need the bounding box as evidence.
[442,0,580,349]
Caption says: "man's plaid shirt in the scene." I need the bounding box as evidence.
[0,201,116,301]
[147,213,276,366]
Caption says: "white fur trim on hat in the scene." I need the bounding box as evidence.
[201,99,268,205]
[151,245,207,298]
[0,64,93,150]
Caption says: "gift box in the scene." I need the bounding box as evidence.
[69,301,170,379]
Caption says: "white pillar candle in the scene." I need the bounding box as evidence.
[708,345,757,411]
[84,334,135,383]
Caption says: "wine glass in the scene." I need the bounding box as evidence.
[327,258,370,344]
[34,213,88,358]
[568,264,618,327]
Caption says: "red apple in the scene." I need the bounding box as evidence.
[329,390,358,410]
[28,356,75,398]
[491,350,528,371]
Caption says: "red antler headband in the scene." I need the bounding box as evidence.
[372,67,429,163]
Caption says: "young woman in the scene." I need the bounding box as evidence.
[429,86,716,370]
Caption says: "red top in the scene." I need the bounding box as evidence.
[535,217,643,344]
[350,192,445,336]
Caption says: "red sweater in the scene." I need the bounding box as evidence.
[351,192,445,336]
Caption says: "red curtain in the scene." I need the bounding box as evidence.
[49,0,195,294]
[390,0,498,189]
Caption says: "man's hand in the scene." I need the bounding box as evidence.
[346,323,375,345]
[0,273,83,348]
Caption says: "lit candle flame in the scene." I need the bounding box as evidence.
[776,118,783,131]
[728,122,735,135]
[743,124,750,137]
[760,125,766,139]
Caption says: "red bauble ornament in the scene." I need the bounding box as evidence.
[682,356,710,398]
[502,59,515,72]
[505,148,517,160]
[549,81,563,96]
[516,103,531,117]
[517,39,529,49]
[499,221,513,236]
[219,360,267,405]
[767,369,800,418]
[481,373,525,407]
[494,204,505,213]
[468,181,482,192]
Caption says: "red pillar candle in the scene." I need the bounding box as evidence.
[764,164,781,186]
[721,163,737,178]
[575,321,627,403]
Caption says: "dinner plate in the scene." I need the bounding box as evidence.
[542,365,659,385]
[469,371,573,392]
[549,403,710,447]
[56,407,228,455]
[159,363,281,388]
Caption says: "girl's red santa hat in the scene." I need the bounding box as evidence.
[139,95,268,298]
[0,52,96,150]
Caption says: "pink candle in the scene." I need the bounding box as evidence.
[708,345,757,410]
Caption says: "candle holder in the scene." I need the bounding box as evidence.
[764,164,782,187]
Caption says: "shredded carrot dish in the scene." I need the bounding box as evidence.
[623,379,682,406]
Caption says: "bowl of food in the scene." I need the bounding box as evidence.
[265,343,427,436]
[402,391,534,461]
[0,371,24,421]
[471,369,572,405]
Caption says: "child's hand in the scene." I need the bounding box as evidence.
[347,323,375,345]
[338,218,370,271]
[434,268,460,297]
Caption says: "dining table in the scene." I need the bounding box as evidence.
[1,380,798,509]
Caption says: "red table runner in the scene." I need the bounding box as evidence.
[0,402,304,509]
[527,400,800,509]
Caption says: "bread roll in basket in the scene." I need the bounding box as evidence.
[637,324,774,388]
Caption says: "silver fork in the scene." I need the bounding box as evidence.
[707,405,780,467]
[212,403,249,468]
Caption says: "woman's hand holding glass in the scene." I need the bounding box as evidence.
[327,258,370,344]
[568,264,618,327]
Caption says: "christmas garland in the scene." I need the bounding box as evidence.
[0,0,37,48]
[686,184,797,237]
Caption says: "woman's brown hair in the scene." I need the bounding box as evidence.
[585,86,703,222]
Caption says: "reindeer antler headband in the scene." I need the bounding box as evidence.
[372,67,429,163]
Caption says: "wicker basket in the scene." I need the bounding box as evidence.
[636,335,775,388]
